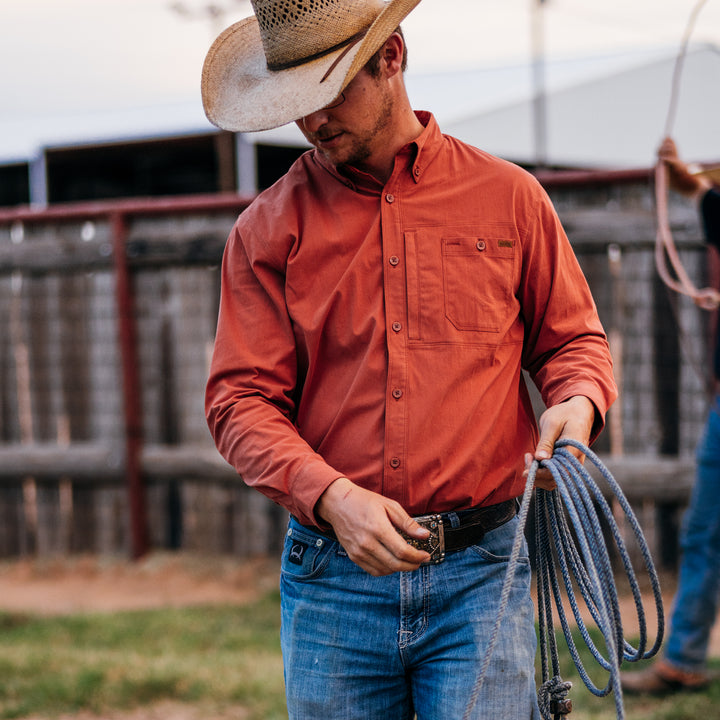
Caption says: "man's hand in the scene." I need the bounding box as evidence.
[658,137,711,199]
[524,395,596,490]
[316,477,431,576]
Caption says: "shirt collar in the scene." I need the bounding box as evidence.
[407,111,443,184]
[311,111,443,193]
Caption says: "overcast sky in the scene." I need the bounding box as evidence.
[3,0,720,119]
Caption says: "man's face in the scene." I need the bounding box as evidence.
[295,68,394,170]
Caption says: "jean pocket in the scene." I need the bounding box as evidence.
[469,517,529,564]
[281,524,335,581]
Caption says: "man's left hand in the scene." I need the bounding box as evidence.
[523,395,596,490]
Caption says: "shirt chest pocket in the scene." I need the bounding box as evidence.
[405,231,517,340]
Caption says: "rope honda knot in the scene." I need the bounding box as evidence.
[538,675,573,718]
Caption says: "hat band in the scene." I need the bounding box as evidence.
[266,29,367,72]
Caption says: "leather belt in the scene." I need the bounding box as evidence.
[398,499,518,565]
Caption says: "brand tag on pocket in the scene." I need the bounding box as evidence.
[288,540,309,565]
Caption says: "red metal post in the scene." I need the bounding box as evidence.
[111,211,149,559]
[0,194,253,560]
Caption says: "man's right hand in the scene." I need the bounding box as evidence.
[316,477,431,576]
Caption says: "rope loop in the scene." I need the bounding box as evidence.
[655,160,720,310]
[462,440,664,720]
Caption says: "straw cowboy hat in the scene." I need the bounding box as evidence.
[201,0,421,133]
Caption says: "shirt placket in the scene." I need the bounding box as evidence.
[381,183,409,505]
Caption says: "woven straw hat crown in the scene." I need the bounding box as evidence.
[252,0,383,70]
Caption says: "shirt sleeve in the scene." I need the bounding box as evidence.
[205,220,345,526]
[517,183,618,441]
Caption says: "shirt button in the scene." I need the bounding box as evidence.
[385,193,395,203]
[476,240,486,251]
[391,321,402,332]
[390,457,401,468]
[389,255,400,266]
[414,166,421,176]
[392,388,403,399]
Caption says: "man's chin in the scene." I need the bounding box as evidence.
[318,147,350,166]
[320,145,371,170]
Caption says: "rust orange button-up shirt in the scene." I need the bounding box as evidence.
[206,112,617,527]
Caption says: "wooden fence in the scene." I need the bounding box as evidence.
[0,172,713,566]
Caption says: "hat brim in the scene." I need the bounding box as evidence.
[201,0,421,133]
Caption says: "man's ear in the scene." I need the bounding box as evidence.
[381,32,404,78]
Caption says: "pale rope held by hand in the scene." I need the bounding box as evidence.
[654,0,719,311]
[654,160,720,311]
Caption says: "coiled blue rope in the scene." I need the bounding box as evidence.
[462,440,664,720]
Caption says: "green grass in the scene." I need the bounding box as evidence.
[0,592,286,719]
[0,593,716,720]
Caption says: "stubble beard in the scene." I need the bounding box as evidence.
[326,88,395,170]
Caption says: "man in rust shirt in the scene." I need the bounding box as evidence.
[202,1,617,718]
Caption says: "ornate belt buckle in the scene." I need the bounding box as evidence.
[399,513,445,565]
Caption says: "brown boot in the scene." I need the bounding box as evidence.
[621,659,709,695]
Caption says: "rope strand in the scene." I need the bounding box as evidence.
[663,0,710,139]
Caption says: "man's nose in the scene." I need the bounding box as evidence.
[300,109,330,134]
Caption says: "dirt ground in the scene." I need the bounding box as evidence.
[0,552,718,720]
[14,703,249,720]
[0,552,281,616]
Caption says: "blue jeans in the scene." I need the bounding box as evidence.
[665,395,720,672]
[280,514,540,719]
